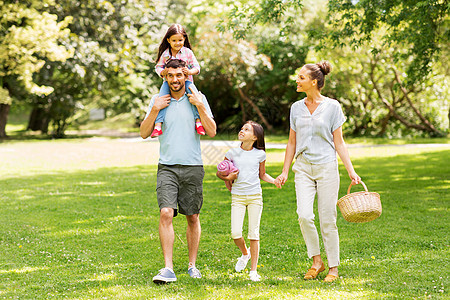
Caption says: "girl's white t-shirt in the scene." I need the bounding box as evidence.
[225,147,266,195]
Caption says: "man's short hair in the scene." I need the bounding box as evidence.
[165,59,187,69]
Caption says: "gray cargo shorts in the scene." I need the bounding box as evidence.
[156,164,205,217]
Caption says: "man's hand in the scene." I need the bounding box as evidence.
[187,87,203,108]
[153,94,171,111]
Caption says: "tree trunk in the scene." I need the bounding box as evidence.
[392,69,441,135]
[0,104,10,138]
[239,98,246,124]
[27,106,50,133]
[378,111,392,136]
[237,87,274,132]
[369,69,432,132]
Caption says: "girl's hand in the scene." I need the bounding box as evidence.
[227,171,239,181]
[182,67,191,76]
[348,170,361,185]
[225,180,232,192]
[274,177,282,189]
[160,69,168,77]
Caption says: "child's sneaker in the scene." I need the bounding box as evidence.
[196,124,206,135]
[151,127,163,138]
[249,270,261,282]
[235,249,251,272]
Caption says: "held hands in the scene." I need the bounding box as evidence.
[274,173,288,189]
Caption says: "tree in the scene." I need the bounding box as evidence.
[220,0,449,136]
[222,0,449,81]
[0,0,73,138]
[26,0,163,137]
[326,0,449,83]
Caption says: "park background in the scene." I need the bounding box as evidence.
[0,0,449,299]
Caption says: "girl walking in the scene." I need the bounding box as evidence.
[217,121,278,281]
[151,24,205,138]
[275,61,361,282]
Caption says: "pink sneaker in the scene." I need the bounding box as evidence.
[151,127,163,138]
[196,124,206,135]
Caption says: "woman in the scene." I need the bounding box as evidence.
[275,61,361,282]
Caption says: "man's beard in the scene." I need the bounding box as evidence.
[169,81,184,93]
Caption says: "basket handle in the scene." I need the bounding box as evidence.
[347,181,368,194]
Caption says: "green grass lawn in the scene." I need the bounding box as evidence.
[0,143,449,298]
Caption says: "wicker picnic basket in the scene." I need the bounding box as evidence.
[337,181,381,223]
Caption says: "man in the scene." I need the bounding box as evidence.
[140,59,216,284]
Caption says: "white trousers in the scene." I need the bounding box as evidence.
[293,155,340,267]
[231,194,263,240]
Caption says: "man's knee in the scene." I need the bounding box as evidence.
[160,208,174,225]
[186,214,200,226]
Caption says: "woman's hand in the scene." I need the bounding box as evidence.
[348,170,361,185]
[160,69,168,77]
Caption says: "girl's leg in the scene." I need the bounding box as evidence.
[233,238,249,256]
[247,194,263,272]
[316,160,340,275]
[249,240,259,271]
[185,81,205,135]
[231,194,247,254]
[152,82,170,137]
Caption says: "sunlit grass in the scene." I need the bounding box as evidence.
[0,140,448,298]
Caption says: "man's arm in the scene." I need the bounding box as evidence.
[140,95,171,139]
[187,89,216,138]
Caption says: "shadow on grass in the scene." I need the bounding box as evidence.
[0,151,448,298]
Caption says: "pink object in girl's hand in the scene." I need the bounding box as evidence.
[217,160,238,175]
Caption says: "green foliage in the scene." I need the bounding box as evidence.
[0,0,73,97]
[327,0,449,82]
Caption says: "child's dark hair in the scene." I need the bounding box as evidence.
[165,59,187,69]
[156,24,192,63]
[246,120,265,151]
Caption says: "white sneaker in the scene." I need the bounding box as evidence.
[235,249,251,272]
[249,271,261,282]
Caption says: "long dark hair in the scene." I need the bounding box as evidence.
[156,24,192,63]
[246,120,265,151]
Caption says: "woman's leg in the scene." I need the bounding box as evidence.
[293,158,321,260]
[316,160,340,275]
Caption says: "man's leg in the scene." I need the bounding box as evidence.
[186,213,201,267]
[159,207,175,269]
